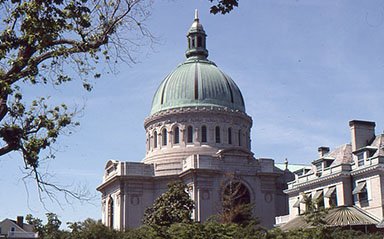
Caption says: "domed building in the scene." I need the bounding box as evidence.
[97,12,291,229]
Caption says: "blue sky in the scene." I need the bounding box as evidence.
[2,0,384,226]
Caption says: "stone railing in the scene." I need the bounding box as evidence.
[288,163,352,189]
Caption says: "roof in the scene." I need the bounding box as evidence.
[280,206,380,231]
[150,13,245,115]
[275,163,311,172]
[150,60,245,115]
[328,144,353,167]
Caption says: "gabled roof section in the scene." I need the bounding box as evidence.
[369,134,384,158]
[328,144,352,167]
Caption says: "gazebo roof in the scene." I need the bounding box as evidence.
[280,206,380,231]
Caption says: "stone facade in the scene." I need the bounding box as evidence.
[97,12,291,230]
[280,120,384,227]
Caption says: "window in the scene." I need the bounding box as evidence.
[223,181,251,208]
[315,163,322,176]
[162,128,167,146]
[215,126,221,143]
[201,126,207,143]
[197,36,202,47]
[324,186,337,207]
[313,190,324,209]
[108,198,114,228]
[228,128,232,144]
[353,181,368,203]
[238,129,242,146]
[174,127,180,144]
[357,152,364,166]
[187,126,193,143]
[154,131,157,148]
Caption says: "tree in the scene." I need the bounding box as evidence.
[142,181,195,227]
[0,0,153,200]
[217,175,257,226]
[0,0,238,202]
[26,213,67,239]
[209,0,239,14]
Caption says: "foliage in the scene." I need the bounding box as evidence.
[142,181,195,227]
[209,0,239,14]
[300,192,328,227]
[25,213,383,239]
[26,213,67,239]
[0,0,152,201]
[217,175,258,226]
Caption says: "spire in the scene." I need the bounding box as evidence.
[186,9,208,59]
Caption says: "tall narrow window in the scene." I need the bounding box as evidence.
[108,198,114,228]
[215,126,221,143]
[162,128,167,146]
[187,126,193,143]
[238,130,242,146]
[228,128,232,144]
[154,131,158,148]
[201,126,207,143]
[197,36,202,47]
[174,127,180,144]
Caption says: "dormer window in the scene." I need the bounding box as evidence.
[357,152,365,166]
[315,163,322,176]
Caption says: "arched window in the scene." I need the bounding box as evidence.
[162,128,167,146]
[154,131,158,148]
[223,181,251,207]
[187,126,193,143]
[201,126,207,143]
[215,126,221,143]
[238,129,242,146]
[228,128,232,145]
[174,126,180,144]
[108,197,114,228]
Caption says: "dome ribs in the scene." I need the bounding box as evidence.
[221,71,234,104]
[194,63,199,100]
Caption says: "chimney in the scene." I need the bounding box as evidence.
[318,146,330,157]
[349,120,376,151]
[16,216,24,229]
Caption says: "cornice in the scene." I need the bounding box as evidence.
[144,106,252,128]
[285,172,350,194]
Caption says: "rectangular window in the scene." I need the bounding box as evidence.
[357,152,365,166]
[324,186,337,207]
[353,181,368,205]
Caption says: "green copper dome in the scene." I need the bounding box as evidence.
[150,11,245,115]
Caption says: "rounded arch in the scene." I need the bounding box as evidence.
[107,196,114,228]
[153,130,158,148]
[187,125,193,143]
[201,125,207,143]
[223,180,251,205]
[173,125,180,144]
[162,127,168,146]
[228,127,232,145]
[215,126,221,143]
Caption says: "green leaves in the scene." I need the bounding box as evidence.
[209,0,239,15]
[143,181,195,227]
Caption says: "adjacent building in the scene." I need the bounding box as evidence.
[0,216,37,239]
[280,120,384,231]
[97,11,291,230]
